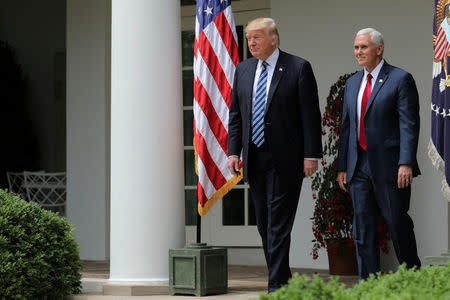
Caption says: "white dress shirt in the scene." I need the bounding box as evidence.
[357,59,385,140]
[252,48,279,104]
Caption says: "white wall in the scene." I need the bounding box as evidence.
[66,0,110,260]
[272,0,448,269]
[0,0,66,170]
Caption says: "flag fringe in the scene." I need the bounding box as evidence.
[198,170,243,216]
[428,139,450,202]
[194,136,244,215]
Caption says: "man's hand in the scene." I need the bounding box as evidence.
[304,159,318,178]
[228,156,240,177]
[337,171,348,193]
[398,164,413,189]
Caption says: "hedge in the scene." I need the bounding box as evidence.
[259,263,450,300]
[0,189,82,299]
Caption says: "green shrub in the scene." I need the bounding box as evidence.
[0,189,82,299]
[259,264,450,300]
[350,264,450,300]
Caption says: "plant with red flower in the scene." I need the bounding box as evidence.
[310,72,391,259]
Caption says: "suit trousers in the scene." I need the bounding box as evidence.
[247,142,302,292]
[350,146,421,280]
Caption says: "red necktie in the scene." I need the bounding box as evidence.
[359,73,372,151]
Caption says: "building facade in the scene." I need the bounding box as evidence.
[0,0,447,283]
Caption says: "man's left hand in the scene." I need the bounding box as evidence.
[304,159,318,178]
[398,164,413,189]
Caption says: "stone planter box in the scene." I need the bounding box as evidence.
[169,243,227,296]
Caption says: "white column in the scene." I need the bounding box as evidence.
[110,0,185,282]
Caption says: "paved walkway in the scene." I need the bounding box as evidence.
[69,261,358,299]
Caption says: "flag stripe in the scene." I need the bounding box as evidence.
[195,51,229,128]
[197,31,232,109]
[214,12,240,67]
[197,181,209,207]
[193,101,232,184]
[435,27,448,59]
[204,16,237,87]
[197,156,217,199]
[196,133,227,190]
[223,6,239,50]
[194,79,229,153]
[194,94,231,179]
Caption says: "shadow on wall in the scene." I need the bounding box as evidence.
[0,41,40,188]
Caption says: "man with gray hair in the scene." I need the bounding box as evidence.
[228,17,322,292]
[337,28,421,280]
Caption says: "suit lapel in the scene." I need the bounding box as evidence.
[365,62,390,115]
[244,59,258,116]
[265,51,286,115]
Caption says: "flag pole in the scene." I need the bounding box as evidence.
[196,212,201,243]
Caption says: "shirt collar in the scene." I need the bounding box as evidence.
[258,48,279,69]
[364,59,384,80]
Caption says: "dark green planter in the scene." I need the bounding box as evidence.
[169,243,227,296]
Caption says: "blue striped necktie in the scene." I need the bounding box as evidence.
[252,61,268,147]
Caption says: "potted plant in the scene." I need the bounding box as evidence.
[310,72,390,274]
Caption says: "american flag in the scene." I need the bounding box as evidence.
[193,0,241,216]
[430,0,450,201]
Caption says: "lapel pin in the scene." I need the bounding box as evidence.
[379,79,383,83]
[279,67,283,71]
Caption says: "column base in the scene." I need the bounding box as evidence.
[80,278,169,296]
[102,282,168,296]
[424,249,450,265]
[169,243,228,296]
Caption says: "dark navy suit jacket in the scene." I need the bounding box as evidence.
[228,50,323,182]
[337,62,421,182]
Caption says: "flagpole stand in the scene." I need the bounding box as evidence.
[169,243,228,296]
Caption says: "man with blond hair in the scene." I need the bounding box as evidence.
[228,17,322,292]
